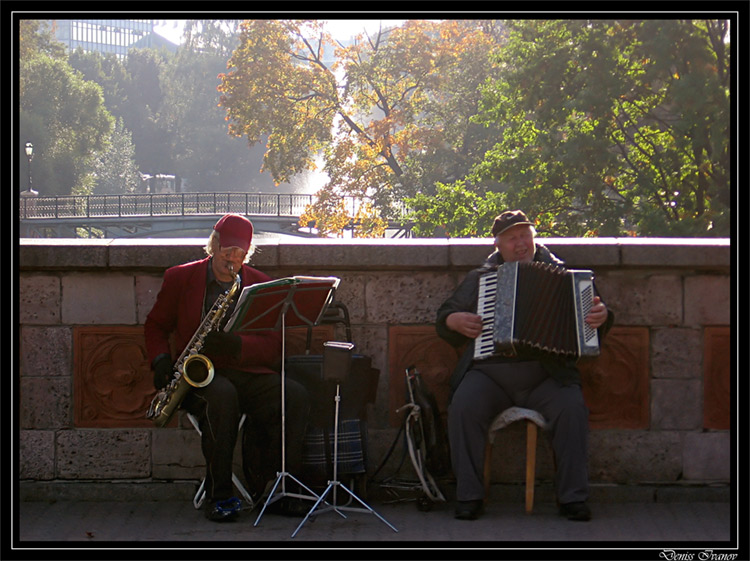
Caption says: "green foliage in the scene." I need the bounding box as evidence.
[463,19,730,237]
[406,181,507,237]
[19,52,114,196]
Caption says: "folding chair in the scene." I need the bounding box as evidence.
[187,412,255,510]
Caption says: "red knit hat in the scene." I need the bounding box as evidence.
[213,214,253,252]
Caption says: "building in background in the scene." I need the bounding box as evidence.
[51,19,177,58]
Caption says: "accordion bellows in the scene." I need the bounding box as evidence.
[475,261,600,360]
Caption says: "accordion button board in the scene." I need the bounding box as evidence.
[474,261,600,361]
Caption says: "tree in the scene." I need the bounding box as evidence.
[157,20,270,191]
[217,19,505,236]
[19,50,114,196]
[409,19,731,238]
[121,48,174,175]
[90,117,140,194]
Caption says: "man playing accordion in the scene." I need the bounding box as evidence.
[436,210,613,522]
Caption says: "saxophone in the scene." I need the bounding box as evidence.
[146,271,242,428]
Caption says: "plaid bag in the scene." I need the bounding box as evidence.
[302,419,366,484]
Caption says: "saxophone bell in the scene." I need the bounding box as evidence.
[182,353,215,388]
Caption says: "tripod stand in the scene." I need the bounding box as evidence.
[223,276,341,528]
[292,342,398,538]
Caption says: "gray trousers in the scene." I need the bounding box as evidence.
[448,361,589,505]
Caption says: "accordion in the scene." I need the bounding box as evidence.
[474,261,600,361]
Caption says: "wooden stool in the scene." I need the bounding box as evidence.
[483,407,548,514]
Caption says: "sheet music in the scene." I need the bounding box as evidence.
[223,276,340,333]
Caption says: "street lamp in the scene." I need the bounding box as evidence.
[24,142,34,193]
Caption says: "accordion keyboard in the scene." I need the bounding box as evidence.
[474,272,498,360]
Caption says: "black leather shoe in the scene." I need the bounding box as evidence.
[205,497,241,522]
[559,501,591,521]
[455,499,484,520]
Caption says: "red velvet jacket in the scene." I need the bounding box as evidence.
[144,256,282,374]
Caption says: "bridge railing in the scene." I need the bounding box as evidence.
[19,192,323,220]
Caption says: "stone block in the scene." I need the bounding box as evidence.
[134,274,164,324]
[619,238,730,270]
[542,238,621,268]
[109,239,206,270]
[73,327,154,428]
[579,327,650,429]
[682,432,730,481]
[249,241,280,268]
[599,272,682,326]
[366,272,455,324]
[650,327,703,379]
[19,239,108,269]
[703,327,731,430]
[684,275,731,326]
[329,273,366,324]
[19,430,55,480]
[19,274,61,324]
[650,379,702,430]
[446,239,494,268]
[387,325,461,427]
[589,430,682,483]
[152,428,204,479]
[20,377,71,430]
[20,326,72,378]
[278,239,450,270]
[62,273,136,324]
[56,429,150,479]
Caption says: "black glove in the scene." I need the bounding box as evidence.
[152,354,174,389]
[202,331,242,360]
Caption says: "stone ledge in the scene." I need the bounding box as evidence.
[20,237,731,271]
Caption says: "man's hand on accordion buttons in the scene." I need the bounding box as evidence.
[446,312,484,339]
[585,297,608,330]
[202,330,242,360]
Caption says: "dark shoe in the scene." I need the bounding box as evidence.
[266,496,310,517]
[455,499,484,520]
[559,501,591,521]
[205,497,241,522]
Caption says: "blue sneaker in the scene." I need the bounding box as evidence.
[205,497,241,522]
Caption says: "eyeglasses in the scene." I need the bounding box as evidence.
[218,247,247,261]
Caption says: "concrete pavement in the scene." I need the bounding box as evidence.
[12,483,741,559]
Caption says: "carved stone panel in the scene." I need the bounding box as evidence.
[703,326,730,430]
[386,326,650,431]
[578,327,650,430]
[74,326,155,428]
[387,325,462,427]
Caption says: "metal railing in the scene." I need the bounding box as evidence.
[19,192,329,220]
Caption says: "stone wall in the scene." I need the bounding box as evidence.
[17,237,732,500]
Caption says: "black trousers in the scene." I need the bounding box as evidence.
[183,368,310,504]
[448,361,589,505]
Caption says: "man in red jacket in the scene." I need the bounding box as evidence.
[144,214,310,522]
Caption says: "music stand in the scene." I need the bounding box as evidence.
[223,276,341,527]
[291,342,398,538]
